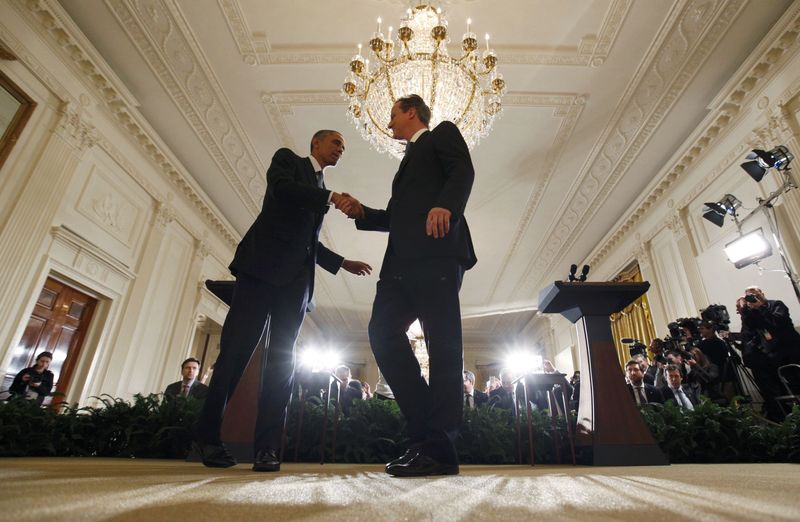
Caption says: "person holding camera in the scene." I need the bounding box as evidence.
[738,286,800,420]
[8,352,54,405]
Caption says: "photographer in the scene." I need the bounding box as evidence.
[685,347,721,402]
[737,286,800,421]
[8,352,54,405]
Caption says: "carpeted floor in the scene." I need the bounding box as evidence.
[1,458,798,521]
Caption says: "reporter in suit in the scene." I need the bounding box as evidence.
[660,364,698,410]
[463,370,488,409]
[194,130,371,472]
[164,357,208,400]
[342,95,477,476]
[625,360,664,406]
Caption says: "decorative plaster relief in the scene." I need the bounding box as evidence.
[76,166,143,247]
[13,0,239,249]
[511,0,748,299]
[588,3,800,270]
[219,0,631,67]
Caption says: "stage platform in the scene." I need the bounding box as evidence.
[1,458,798,520]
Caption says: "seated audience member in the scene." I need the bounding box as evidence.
[164,357,208,399]
[686,347,721,401]
[569,371,580,411]
[9,351,54,404]
[331,364,362,415]
[484,375,501,395]
[488,368,518,414]
[634,354,657,386]
[697,321,729,373]
[463,370,488,409]
[625,359,663,406]
[660,364,698,410]
[655,350,689,388]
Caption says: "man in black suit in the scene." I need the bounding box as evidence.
[463,370,488,409]
[660,364,698,410]
[488,368,518,414]
[625,359,664,406]
[343,95,476,476]
[194,130,371,472]
[164,357,208,400]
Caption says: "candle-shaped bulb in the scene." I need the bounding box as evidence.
[377,17,382,33]
[485,33,490,50]
[358,43,362,52]
[467,18,472,32]
[388,26,393,40]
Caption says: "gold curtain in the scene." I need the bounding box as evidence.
[609,263,657,368]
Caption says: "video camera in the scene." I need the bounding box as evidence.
[620,338,647,358]
[700,304,731,332]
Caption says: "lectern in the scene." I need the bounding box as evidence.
[203,280,262,462]
[538,281,668,466]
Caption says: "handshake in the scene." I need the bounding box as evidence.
[330,192,365,220]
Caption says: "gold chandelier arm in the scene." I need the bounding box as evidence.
[384,64,396,104]
[455,81,478,126]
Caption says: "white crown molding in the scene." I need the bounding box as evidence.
[219,0,631,67]
[509,0,748,299]
[587,1,800,270]
[11,0,240,249]
[105,0,264,214]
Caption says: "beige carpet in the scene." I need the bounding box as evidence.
[1,458,798,521]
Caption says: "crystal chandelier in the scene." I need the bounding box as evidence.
[342,3,505,159]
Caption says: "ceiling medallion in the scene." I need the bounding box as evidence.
[342,2,505,158]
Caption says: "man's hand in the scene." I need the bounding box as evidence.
[30,381,40,388]
[331,192,365,219]
[426,207,451,238]
[342,259,372,276]
[21,374,31,382]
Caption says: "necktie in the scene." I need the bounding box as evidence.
[676,388,694,410]
[404,141,413,155]
[635,386,647,405]
[181,384,189,397]
[465,394,473,409]
[316,171,324,188]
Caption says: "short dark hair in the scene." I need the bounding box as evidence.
[310,130,339,152]
[625,359,640,369]
[36,352,53,361]
[665,364,682,374]
[181,357,201,369]
[463,370,475,384]
[396,94,431,126]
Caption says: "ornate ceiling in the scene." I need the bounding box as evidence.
[57,0,792,346]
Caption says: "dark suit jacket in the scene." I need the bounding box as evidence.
[465,389,489,408]
[164,380,209,400]
[355,121,477,274]
[229,149,343,298]
[627,383,664,405]
[660,385,699,408]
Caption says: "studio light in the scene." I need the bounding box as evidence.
[740,145,794,182]
[724,228,773,269]
[299,347,340,372]
[702,194,741,227]
[505,350,543,375]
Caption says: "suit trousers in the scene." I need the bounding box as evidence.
[196,270,309,452]
[368,255,464,460]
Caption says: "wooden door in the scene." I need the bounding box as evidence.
[3,277,97,405]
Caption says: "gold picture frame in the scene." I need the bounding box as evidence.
[0,68,36,171]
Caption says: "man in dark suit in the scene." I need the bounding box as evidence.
[164,357,208,400]
[625,359,664,406]
[488,368,518,414]
[343,95,476,476]
[463,370,488,409]
[194,130,371,472]
[660,364,698,410]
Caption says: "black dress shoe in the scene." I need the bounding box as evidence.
[385,452,459,477]
[253,448,280,472]
[194,441,237,468]
[385,444,422,470]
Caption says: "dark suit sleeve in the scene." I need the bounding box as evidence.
[191,382,209,400]
[432,121,474,220]
[164,382,179,397]
[267,148,330,213]
[317,242,344,274]
[355,205,391,232]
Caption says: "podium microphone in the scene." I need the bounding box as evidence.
[568,264,578,281]
[578,264,590,282]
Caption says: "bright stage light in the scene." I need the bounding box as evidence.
[505,350,543,375]
[724,228,773,269]
[299,347,340,372]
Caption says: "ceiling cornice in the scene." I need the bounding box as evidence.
[218,0,632,67]
[587,0,800,270]
[509,0,748,299]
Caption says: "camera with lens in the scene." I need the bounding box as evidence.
[28,373,42,384]
[700,304,731,332]
[744,294,758,303]
[621,338,647,358]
